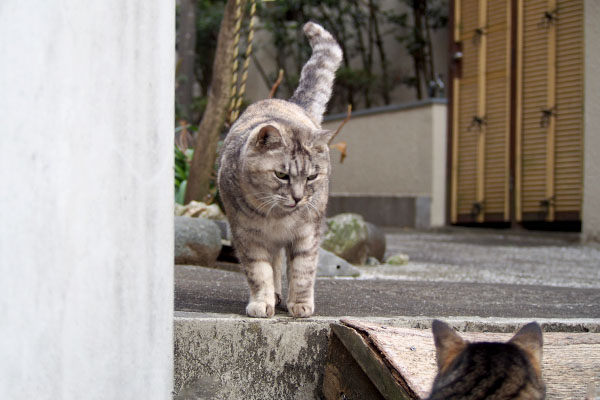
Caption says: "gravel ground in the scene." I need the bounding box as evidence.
[360,228,600,289]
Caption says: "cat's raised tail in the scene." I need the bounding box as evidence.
[290,22,343,125]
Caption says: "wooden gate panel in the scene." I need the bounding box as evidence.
[454,0,510,222]
[554,0,583,219]
[520,0,549,220]
[483,0,511,220]
[455,0,480,220]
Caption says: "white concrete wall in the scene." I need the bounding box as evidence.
[324,102,445,196]
[583,0,600,242]
[430,103,448,227]
[0,2,174,399]
[323,100,447,227]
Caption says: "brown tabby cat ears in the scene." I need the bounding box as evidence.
[254,125,287,150]
[252,124,334,150]
[431,320,467,373]
[314,129,335,145]
[431,320,544,373]
[508,322,544,370]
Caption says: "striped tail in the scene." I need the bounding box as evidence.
[290,22,343,125]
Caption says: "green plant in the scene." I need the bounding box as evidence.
[174,145,194,205]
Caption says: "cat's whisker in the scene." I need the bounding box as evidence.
[255,197,279,214]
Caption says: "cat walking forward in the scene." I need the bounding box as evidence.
[218,22,342,318]
[428,320,546,400]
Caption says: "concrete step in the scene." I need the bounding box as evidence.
[173,313,600,399]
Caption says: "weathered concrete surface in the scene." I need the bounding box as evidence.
[174,313,331,399]
[0,2,174,398]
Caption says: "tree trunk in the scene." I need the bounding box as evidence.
[369,0,390,105]
[184,0,247,204]
[423,0,436,91]
[412,0,425,99]
[176,0,197,122]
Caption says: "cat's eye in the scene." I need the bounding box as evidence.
[307,173,318,181]
[274,171,289,180]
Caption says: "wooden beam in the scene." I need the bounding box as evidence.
[330,324,415,400]
[450,0,461,224]
[545,0,557,221]
[505,0,512,221]
[515,0,524,222]
[476,0,487,223]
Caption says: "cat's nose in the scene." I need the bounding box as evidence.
[292,195,302,205]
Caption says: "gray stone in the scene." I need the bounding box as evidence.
[317,248,360,277]
[321,213,370,265]
[212,219,232,241]
[365,256,381,266]
[175,216,222,266]
[365,221,386,261]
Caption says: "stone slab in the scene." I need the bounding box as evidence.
[339,320,600,400]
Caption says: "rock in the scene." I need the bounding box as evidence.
[212,219,232,241]
[321,213,386,265]
[387,253,410,266]
[175,203,187,216]
[176,201,226,220]
[321,213,369,265]
[317,248,360,277]
[365,222,386,262]
[365,257,380,266]
[175,216,222,266]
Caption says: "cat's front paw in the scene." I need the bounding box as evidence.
[246,301,275,318]
[288,302,314,318]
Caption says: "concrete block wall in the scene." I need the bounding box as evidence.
[0,2,174,398]
[323,100,447,228]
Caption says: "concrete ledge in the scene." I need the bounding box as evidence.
[173,312,600,399]
[323,98,448,122]
[174,313,332,400]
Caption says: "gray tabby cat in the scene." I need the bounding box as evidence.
[428,320,545,400]
[217,22,342,318]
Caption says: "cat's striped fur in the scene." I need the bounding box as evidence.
[428,320,546,400]
[218,22,342,318]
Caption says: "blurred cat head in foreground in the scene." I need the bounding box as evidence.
[428,320,545,400]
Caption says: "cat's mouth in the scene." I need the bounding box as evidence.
[284,200,305,209]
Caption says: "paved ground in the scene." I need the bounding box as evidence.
[175,228,600,320]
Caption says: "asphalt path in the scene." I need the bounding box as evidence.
[175,228,600,319]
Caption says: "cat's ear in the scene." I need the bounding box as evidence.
[312,129,335,145]
[253,124,286,150]
[431,320,467,372]
[509,322,543,370]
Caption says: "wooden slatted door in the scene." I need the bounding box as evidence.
[451,0,512,223]
[451,0,584,226]
[516,0,584,222]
